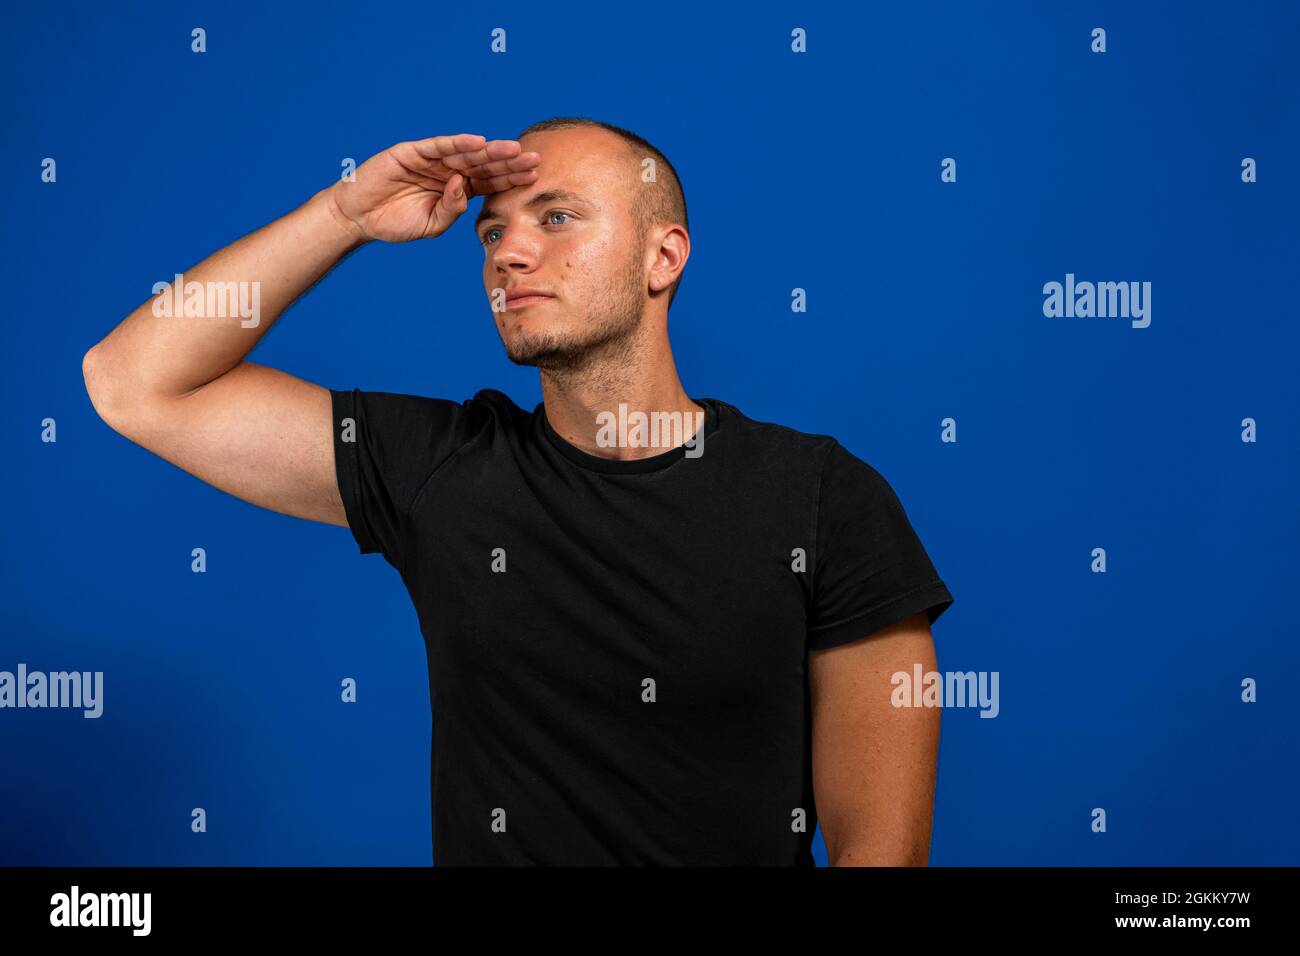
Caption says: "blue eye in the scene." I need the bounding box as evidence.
[482,211,572,246]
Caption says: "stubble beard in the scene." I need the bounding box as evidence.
[501,249,647,383]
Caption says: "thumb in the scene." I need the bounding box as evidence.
[448,173,468,206]
[435,173,470,230]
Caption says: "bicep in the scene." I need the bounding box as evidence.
[96,359,347,527]
[808,611,940,865]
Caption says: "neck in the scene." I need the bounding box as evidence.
[539,320,704,460]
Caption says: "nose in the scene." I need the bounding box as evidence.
[488,225,539,277]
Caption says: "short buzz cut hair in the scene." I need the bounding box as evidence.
[516,116,689,310]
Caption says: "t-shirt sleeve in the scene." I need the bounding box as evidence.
[806,441,954,651]
[330,387,482,572]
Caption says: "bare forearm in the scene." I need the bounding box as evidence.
[86,185,366,403]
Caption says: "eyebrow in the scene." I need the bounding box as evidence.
[474,190,596,231]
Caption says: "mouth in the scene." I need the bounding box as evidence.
[506,294,553,309]
[502,287,555,310]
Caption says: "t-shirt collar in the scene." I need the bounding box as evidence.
[535,398,720,474]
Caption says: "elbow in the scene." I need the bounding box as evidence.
[82,344,104,416]
[82,343,127,433]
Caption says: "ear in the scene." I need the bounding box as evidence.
[648,224,690,294]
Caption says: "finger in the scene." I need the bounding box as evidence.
[455,138,527,168]
[464,167,539,196]
[406,133,487,163]
[439,142,531,180]
[457,151,541,180]
[413,136,521,170]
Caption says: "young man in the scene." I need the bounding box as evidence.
[83,117,954,866]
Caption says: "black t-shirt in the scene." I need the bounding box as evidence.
[330,387,954,865]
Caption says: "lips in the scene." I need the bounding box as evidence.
[504,289,554,309]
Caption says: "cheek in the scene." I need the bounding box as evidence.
[561,236,615,279]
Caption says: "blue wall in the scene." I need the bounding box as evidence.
[3,0,1296,864]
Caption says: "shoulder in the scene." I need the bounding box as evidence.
[709,397,905,511]
[708,397,854,476]
[330,385,530,438]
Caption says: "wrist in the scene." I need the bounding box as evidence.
[314,184,370,249]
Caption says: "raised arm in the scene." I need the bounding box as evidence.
[82,133,539,525]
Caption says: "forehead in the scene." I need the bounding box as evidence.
[477,128,635,223]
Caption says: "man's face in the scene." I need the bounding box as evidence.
[477,128,646,371]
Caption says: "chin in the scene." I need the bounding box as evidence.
[504,333,592,370]
[503,333,560,366]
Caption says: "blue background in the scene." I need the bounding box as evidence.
[3,0,1297,865]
